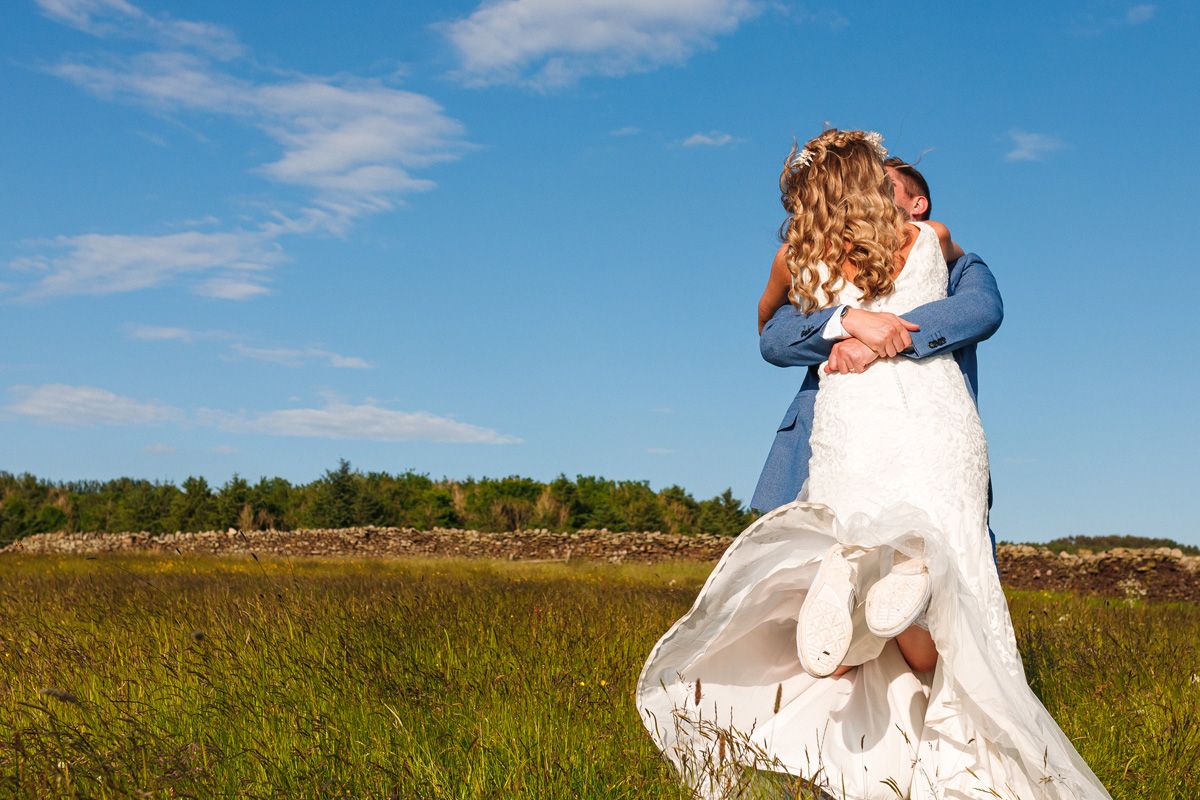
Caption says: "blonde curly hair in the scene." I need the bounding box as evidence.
[779,129,907,314]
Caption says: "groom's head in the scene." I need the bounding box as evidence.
[884,157,931,221]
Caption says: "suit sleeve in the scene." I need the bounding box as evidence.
[759,303,839,367]
[903,253,1003,359]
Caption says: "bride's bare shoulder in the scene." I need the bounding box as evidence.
[921,219,953,246]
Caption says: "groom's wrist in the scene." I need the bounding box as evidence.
[821,305,850,340]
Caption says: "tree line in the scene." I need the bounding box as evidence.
[0,461,757,546]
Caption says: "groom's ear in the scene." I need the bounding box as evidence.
[912,196,930,220]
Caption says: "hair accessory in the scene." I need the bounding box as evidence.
[788,148,815,170]
[862,130,888,159]
[788,130,888,171]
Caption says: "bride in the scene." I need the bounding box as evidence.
[636,129,1112,800]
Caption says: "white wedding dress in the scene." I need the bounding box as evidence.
[637,223,1112,799]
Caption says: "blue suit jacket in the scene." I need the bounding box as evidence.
[750,252,1003,513]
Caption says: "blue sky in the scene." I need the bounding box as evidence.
[2,0,1197,544]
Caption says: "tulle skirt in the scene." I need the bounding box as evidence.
[636,500,1112,800]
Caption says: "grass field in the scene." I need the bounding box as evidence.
[0,555,1196,799]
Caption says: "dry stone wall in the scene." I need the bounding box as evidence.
[4,528,1198,603]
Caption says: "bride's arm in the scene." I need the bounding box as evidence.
[757,246,793,333]
[758,244,842,367]
[901,252,1003,359]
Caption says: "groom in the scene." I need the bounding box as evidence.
[751,159,1002,549]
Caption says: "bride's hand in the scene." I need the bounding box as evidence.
[826,338,878,374]
[841,308,920,358]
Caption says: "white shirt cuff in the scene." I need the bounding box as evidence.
[821,305,848,340]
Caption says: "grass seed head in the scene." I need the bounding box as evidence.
[40,687,79,704]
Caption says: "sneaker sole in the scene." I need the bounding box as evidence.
[797,596,853,677]
[865,572,931,638]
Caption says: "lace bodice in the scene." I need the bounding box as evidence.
[805,223,979,521]
[817,221,950,314]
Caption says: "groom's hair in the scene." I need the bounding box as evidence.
[884,157,932,220]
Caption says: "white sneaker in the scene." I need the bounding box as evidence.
[797,543,858,677]
[865,549,931,638]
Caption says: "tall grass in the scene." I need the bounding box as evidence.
[0,554,1196,798]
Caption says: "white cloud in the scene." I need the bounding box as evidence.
[6,384,181,426]
[1126,4,1156,24]
[36,0,244,59]
[1072,4,1156,35]
[128,324,193,341]
[125,324,231,342]
[610,126,640,137]
[784,7,849,30]
[211,444,238,454]
[439,0,760,88]
[194,276,271,300]
[127,326,372,369]
[326,353,373,369]
[682,130,735,147]
[49,52,469,201]
[201,401,520,444]
[13,229,282,299]
[13,1,471,301]
[228,343,373,369]
[134,129,168,147]
[1005,130,1064,162]
[5,384,519,444]
[143,442,176,454]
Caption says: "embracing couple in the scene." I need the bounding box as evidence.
[638,130,1111,799]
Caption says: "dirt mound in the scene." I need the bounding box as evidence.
[5,528,1198,603]
[997,544,1199,603]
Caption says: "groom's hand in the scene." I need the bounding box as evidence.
[826,338,878,374]
[841,309,920,358]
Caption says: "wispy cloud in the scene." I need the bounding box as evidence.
[200,401,520,444]
[1126,4,1156,24]
[1005,130,1064,162]
[1071,4,1156,35]
[681,130,736,148]
[11,1,471,301]
[128,325,371,369]
[6,383,520,444]
[125,323,231,342]
[143,442,176,454]
[49,51,469,200]
[228,343,372,369]
[35,0,245,59]
[610,125,641,137]
[5,384,181,426]
[195,276,271,300]
[781,6,849,30]
[14,229,281,299]
[438,0,761,88]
